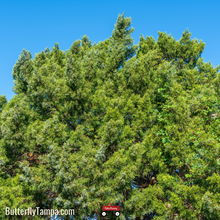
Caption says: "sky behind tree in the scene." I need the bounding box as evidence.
[1,0,219,101]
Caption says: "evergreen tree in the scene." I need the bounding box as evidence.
[0,13,220,219]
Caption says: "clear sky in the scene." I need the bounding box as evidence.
[1,0,219,102]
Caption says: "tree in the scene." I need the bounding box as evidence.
[0,12,220,219]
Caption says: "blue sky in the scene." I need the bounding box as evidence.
[1,0,219,102]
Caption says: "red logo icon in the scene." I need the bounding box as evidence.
[102,206,120,211]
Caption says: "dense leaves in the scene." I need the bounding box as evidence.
[1,13,220,219]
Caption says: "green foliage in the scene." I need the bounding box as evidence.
[1,13,220,219]
[0,95,7,113]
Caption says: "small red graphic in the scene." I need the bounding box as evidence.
[102,206,120,211]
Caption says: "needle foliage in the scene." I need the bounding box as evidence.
[1,13,220,220]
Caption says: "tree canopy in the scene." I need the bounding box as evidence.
[1,13,220,220]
